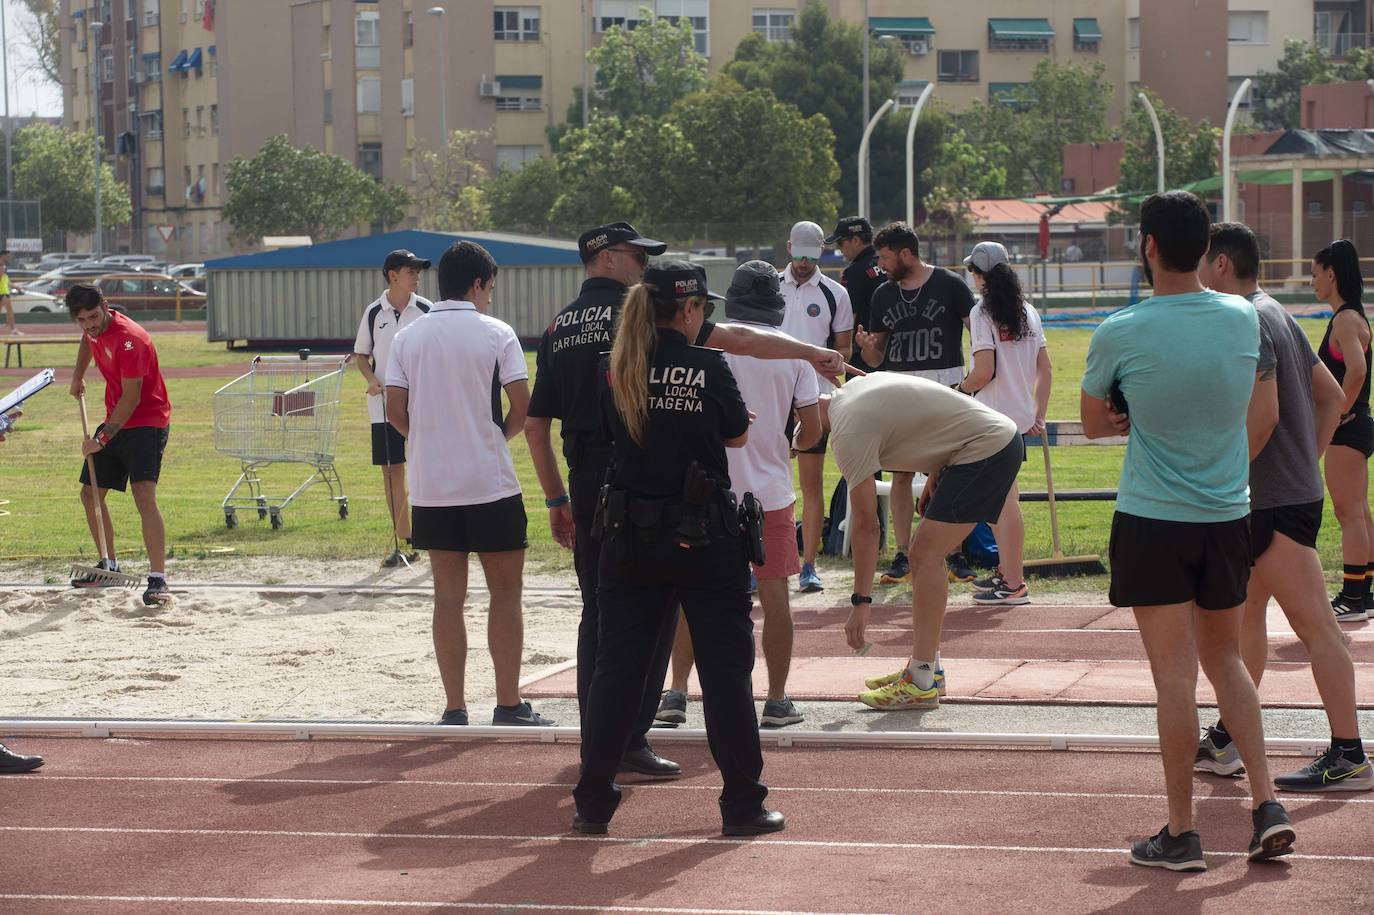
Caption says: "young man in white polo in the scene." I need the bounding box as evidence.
[385,241,552,727]
[779,220,852,593]
[354,249,433,567]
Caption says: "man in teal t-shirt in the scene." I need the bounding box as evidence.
[1080,192,1294,872]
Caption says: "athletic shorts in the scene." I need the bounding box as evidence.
[785,412,828,455]
[1331,412,1374,458]
[924,433,1022,524]
[411,495,527,553]
[77,425,169,492]
[371,421,406,466]
[753,504,801,580]
[1108,512,1250,610]
[1249,498,1323,562]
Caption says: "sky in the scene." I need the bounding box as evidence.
[6,3,63,118]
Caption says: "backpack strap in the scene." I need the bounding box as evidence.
[818,280,838,350]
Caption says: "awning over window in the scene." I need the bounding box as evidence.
[495,74,542,89]
[989,82,1032,97]
[142,51,160,60]
[988,19,1054,40]
[869,17,934,37]
[1073,18,1102,42]
[187,47,203,70]
[168,50,189,73]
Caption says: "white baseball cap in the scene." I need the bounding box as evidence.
[789,221,825,260]
[963,241,1010,273]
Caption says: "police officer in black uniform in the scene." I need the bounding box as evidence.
[826,217,886,373]
[571,262,783,837]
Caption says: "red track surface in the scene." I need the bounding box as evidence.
[2,736,1371,913]
[524,602,1374,707]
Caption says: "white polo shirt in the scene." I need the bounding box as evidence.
[353,291,433,424]
[779,263,852,393]
[722,322,819,511]
[385,300,528,507]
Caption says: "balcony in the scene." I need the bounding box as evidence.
[1315,29,1372,57]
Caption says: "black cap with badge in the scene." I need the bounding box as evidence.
[823,216,873,246]
[382,248,431,280]
[578,221,668,263]
[643,260,724,313]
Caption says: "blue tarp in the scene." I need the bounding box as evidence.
[204,230,583,270]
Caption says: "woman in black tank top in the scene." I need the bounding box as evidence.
[1313,239,1374,618]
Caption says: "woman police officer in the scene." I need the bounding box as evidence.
[571,261,784,837]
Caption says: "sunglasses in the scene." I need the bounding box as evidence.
[609,246,648,264]
[791,255,818,264]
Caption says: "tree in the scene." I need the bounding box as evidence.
[723,1,905,213]
[222,134,381,243]
[1114,91,1219,221]
[408,130,491,231]
[1016,59,1114,194]
[12,123,130,235]
[921,123,1009,252]
[18,0,59,86]
[487,155,560,234]
[370,181,412,232]
[543,115,667,236]
[1253,40,1337,130]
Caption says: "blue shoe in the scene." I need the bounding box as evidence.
[799,563,823,593]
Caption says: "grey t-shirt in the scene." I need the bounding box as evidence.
[1249,290,1324,510]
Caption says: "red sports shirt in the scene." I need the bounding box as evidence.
[88,311,171,428]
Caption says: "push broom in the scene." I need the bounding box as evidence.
[71,392,143,589]
[1022,438,1107,578]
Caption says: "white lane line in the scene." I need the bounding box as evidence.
[19,774,1374,805]
[3,825,1371,863]
[0,895,892,915]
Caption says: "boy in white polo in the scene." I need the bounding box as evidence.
[354,249,433,567]
[385,241,552,728]
[780,220,853,593]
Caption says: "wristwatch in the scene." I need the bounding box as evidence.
[850,593,872,606]
[545,494,570,508]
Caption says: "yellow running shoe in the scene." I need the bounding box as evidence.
[858,669,940,710]
[865,667,945,695]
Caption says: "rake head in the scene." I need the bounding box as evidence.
[69,563,144,590]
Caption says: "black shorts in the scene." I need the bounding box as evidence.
[411,495,527,553]
[784,412,828,455]
[1249,499,1323,562]
[1331,412,1374,458]
[924,434,1022,524]
[371,421,406,465]
[1108,511,1250,610]
[77,425,169,492]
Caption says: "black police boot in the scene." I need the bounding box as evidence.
[0,741,44,773]
[618,746,682,777]
[722,809,785,836]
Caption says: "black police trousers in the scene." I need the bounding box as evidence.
[574,524,767,826]
[569,456,674,754]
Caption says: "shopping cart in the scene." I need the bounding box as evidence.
[212,352,349,530]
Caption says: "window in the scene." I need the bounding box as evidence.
[195,105,205,135]
[495,94,541,112]
[987,19,1053,52]
[358,142,383,181]
[355,11,380,69]
[401,78,414,116]
[323,88,332,125]
[102,55,114,83]
[1308,200,1323,217]
[126,0,133,20]
[147,166,165,193]
[179,0,187,23]
[1227,76,1256,108]
[143,53,161,82]
[183,166,192,193]
[989,83,1034,110]
[152,279,178,295]
[495,75,541,111]
[357,76,381,113]
[496,145,543,171]
[936,50,978,82]
[1227,11,1268,44]
[895,80,929,109]
[752,9,794,42]
[143,0,158,25]
[1127,17,1140,50]
[195,0,206,19]
[494,6,540,41]
[1072,18,1101,52]
[210,103,219,134]
[404,12,414,48]
[213,162,221,195]
[100,0,112,23]
[597,1,708,55]
[142,109,162,139]
[128,46,136,82]
[182,107,190,138]
[1355,201,1367,217]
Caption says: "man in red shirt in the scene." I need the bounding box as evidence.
[66,284,172,605]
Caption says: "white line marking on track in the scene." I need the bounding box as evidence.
[21,774,1374,805]
[3,825,1371,862]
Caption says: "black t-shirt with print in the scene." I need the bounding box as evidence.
[870,266,974,372]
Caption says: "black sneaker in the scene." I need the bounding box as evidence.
[71,558,120,588]
[436,708,468,726]
[972,570,1005,591]
[1248,800,1295,861]
[879,551,910,585]
[760,696,804,728]
[1332,593,1370,622]
[492,701,555,726]
[142,576,172,607]
[1129,825,1206,872]
[946,552,977,584]
[654,689,687,727]
[1274,746,1374,793]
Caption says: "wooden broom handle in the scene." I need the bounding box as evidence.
[78,393,111,562]
[1041,436,1064,556]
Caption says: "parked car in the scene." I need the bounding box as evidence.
[8,290,61,314]
[98,254,158,269]
[97,273,207,314]
[168,262,205,279]
[36,252,94,270]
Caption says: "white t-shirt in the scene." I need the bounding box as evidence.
[353,291,433,424]
[779,264,852,394]
[385,300,527,507]
[968,299,1045,433]
[721,322,820,511]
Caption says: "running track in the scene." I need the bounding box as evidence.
[1,736,1370,913]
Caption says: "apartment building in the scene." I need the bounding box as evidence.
[61,0,1369,255]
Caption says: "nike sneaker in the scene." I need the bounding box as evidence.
[1274,746,1374,792]
[1194,727,1245,776]
[491,701,554,726]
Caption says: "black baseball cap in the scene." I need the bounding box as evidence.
[382,249,431,279]
[578,221,667,263]
[823,216,873,245]
[643,260,723,302]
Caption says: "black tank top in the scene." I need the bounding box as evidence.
[1318,302,1372,415]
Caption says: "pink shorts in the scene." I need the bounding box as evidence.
[753,505,801,580]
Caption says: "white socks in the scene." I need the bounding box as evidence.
[908,659,937,690]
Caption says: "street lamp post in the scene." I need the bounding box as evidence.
[1136,92,1165,194]
[1222,78,1252,222]
[905,83,934,227]
[1,0,12,245]
[91,20,103,257]
[862,0,869,156]
[858,98,894,221]
[428,7,446,165]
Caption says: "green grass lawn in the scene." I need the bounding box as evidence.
[0,320,1361,586]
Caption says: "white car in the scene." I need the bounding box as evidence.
[8,290,61,314]
[168,262,205,279]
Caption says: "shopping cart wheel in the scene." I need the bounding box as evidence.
[257,497,268,520]
[338,500,349,520]
[270,511,283,531]
[224,510,237,530]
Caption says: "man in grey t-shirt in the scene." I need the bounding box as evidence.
[1197,223,1371,791]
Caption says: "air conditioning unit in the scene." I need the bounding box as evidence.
[479,80,502,97]
[908,37,930,56]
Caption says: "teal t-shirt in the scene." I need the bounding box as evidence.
[1082,289,1259,523]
